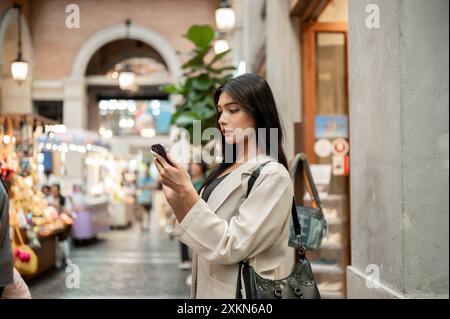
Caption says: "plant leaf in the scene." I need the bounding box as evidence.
[173,112,199,127]
[208,49,231,66]
[160,84,179,94]
[189,100,213,118]
[184,25,215,48]
[181,46,210,69]
[207,66,237,74]
[192,74,214,91]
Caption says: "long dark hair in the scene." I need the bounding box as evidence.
[200,73,289,192]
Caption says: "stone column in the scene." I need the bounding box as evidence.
[347,0,449,298]
[63,77,87,129]
[0,77,32,114]
[63,76,87,180]
[266,0,301,159]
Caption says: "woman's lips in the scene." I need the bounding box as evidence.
[222,128,234,135]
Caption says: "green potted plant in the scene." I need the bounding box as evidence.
[160,25,236,144]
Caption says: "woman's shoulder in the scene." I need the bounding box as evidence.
[260,159,291,178]
[246,160,293,197]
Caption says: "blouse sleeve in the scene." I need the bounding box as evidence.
[172,163,293,265]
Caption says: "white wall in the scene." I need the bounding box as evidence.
[265,0,301,160]
[234,0,301,159]
[347,0,449,298]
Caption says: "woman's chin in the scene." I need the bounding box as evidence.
[224,135,236,144]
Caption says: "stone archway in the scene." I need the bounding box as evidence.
[64,23,181,129]
[0,7,34,114]
[71,23,181,79]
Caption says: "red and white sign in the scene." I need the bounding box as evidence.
[332,138,350,156]
[332,155,350,176]
[332,156,345,176]
[344,155,350,176]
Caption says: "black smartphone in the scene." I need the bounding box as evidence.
[151,144,175,167]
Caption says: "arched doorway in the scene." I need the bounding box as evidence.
[64,22,181,129]
[84,39,173,149]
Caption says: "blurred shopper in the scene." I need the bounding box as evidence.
[1,268,31,299]
[49,184,73,266]
[153,74,294,298]
[0,176,13,298]
[155,181,172,232]
[49,184,67,213]
[38,169,59,191]
[190,162,208,193]
[137,166,154,231]
[41,185,51,201]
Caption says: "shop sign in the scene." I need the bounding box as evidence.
[315,115,348,139]
[314,138,333,158]
[310,164,332,186]
[333,156,344,176]
[332,155,350,176]
[332,138,349,156]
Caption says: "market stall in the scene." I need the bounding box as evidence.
[104,156,137,228]
[1,113,71,279]
[71,196,109,240]
[36,128,111,241]
[9,174,71,279]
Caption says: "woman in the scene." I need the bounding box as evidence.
[189,162,208,193]
[152,73,294,299]
[49,184,66,213]
[178,162,207,270]
[1,268,31,299]
[0,175,13,298]
[49,184,73,266]
[180,162,208,286]
[155,181,172,231]
[137,166,154,231]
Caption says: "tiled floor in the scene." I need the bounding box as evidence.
[27,214,191,299]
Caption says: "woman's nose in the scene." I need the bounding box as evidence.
[218,113,228,126]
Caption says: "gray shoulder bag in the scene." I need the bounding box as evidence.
[236,161,321,299]
[288,153,327,250]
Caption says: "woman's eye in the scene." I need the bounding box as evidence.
[229,109,240,113]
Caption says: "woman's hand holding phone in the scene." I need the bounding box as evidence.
[151,144,176,167]
[151,145,200,222]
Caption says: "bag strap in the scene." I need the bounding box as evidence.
[236,260,244,299]
[289,153,324,217]
[246,160,271,197]
[246,160,304,248]
[236,160,306,299]
[14,224,25,246]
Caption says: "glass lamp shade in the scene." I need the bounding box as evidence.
[118,71,136,90]
[214,39,230,54]
[11,59,28,81]
[140,128,156,138]
[215,7,235,32]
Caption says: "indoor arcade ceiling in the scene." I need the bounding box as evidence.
[85,39,168,76]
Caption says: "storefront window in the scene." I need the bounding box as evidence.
[98,99,172,138]
[316,33,346,115]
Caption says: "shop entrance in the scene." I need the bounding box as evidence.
[296,0,350,298]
